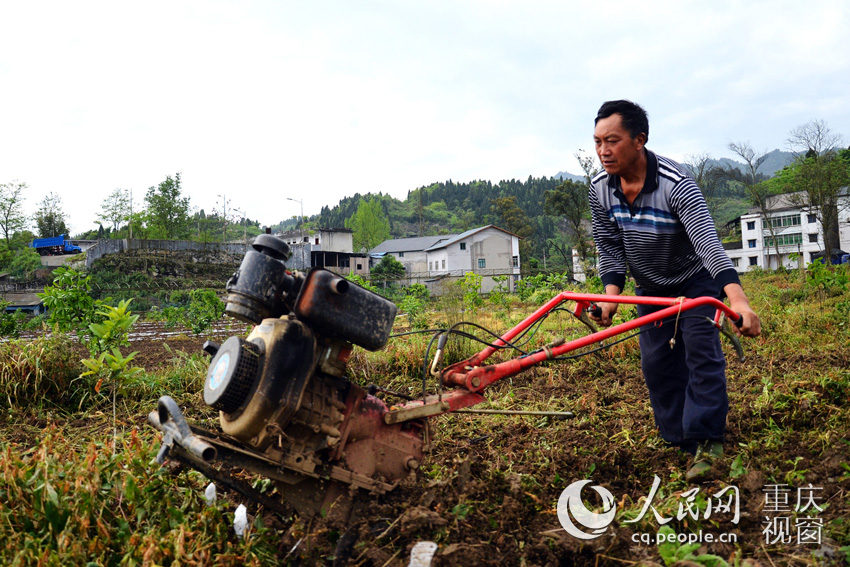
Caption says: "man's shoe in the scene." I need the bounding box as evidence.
[686,441,723,481]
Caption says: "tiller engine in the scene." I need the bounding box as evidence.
[149,234,742,517]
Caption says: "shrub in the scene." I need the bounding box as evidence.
[39,267,102,338]
[0,303,29,338]
[806,259,849,296]
[399,283,430,330]
[183,289,225,335]
[487,275,512,310]
[459,272,484,311]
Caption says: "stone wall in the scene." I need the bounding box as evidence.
[85,239,250,269]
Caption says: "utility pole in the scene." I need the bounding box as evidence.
[233,208,247,244]
[218,193,231,243]
[286,197,305,268]
[129,187,133,240]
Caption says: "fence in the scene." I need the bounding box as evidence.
[85,239,249,269]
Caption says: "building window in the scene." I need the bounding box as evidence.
[731,257,740,267]
[768,214,801,228]
[748,239,757,248]
[809,233,818,243]
[315,238,319,245]
[746,221,756,230]
[478,258,486,269]
[441,259,445,269]
[512,255,519,267]
[399,251,404,258]
[749,257,758,266]
[460,242,466,250]
[356,263,362,270]
[764,233,803,247]
[807,214,817,223]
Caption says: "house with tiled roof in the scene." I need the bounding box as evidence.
[370,225,521,293]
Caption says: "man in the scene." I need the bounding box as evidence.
[587,100,761,481]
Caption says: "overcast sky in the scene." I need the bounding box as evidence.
[2,1,848,234]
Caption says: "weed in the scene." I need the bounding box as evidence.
[656,525,728,566]
[0,334,83,409]
[730,453,747,479]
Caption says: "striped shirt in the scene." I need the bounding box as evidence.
[588,150,740,293]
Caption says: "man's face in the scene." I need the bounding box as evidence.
[593,113,646,177]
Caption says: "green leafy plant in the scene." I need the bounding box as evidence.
[656,526,728,567]
[730,453,747,479]
[459,271,484,311]
[0,301,29,338]
[79,300,143,450]
[86,299,139,356]
[148,290,224,334]
[345,273,381,294]
[39,267,102,338]
[515,271,572,302]
[399,283,430,330]
[806,259,849,296]
[488,275,511,310]
[183,289,225,335]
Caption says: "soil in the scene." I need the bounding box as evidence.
[131,321,849,566]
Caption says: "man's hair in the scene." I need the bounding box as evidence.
[595,100,649,141]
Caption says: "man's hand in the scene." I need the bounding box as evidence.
[590,302,619,326]
[588,284,622,327]
[724,283,761,337]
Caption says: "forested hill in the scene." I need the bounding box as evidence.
[317,176,567,238]
[311,150,794,270]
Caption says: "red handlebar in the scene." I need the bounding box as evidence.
[383,292,742,425]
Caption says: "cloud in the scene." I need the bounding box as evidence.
[1,0,848,233]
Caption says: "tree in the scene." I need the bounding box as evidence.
[787,120,842,156]
[785,121,848,258]
[683,153,725,223]
[544,150,598,275]
[727,142,782,265]
[787,153,850,258]
[0,181,28,247]
[489,195,533,267]
[34,192,69,238]
[97,188,130,233]
[144,173,191,239]
[345,197,390,252]
[544,179,590,265]
[574,149,600,186]
[6,246,42,279]
[370,254,406,288]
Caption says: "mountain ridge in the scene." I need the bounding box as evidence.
[553,149,795,181]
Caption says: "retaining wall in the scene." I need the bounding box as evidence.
[86,239,250,269]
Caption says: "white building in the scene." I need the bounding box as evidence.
[725,190,850,271]
[278,227,369,276]
[368,235,448,276]
[370,225,522,293]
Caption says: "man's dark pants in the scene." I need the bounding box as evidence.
[636,274,728,455]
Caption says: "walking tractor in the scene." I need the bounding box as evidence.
[149,234,744,518]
